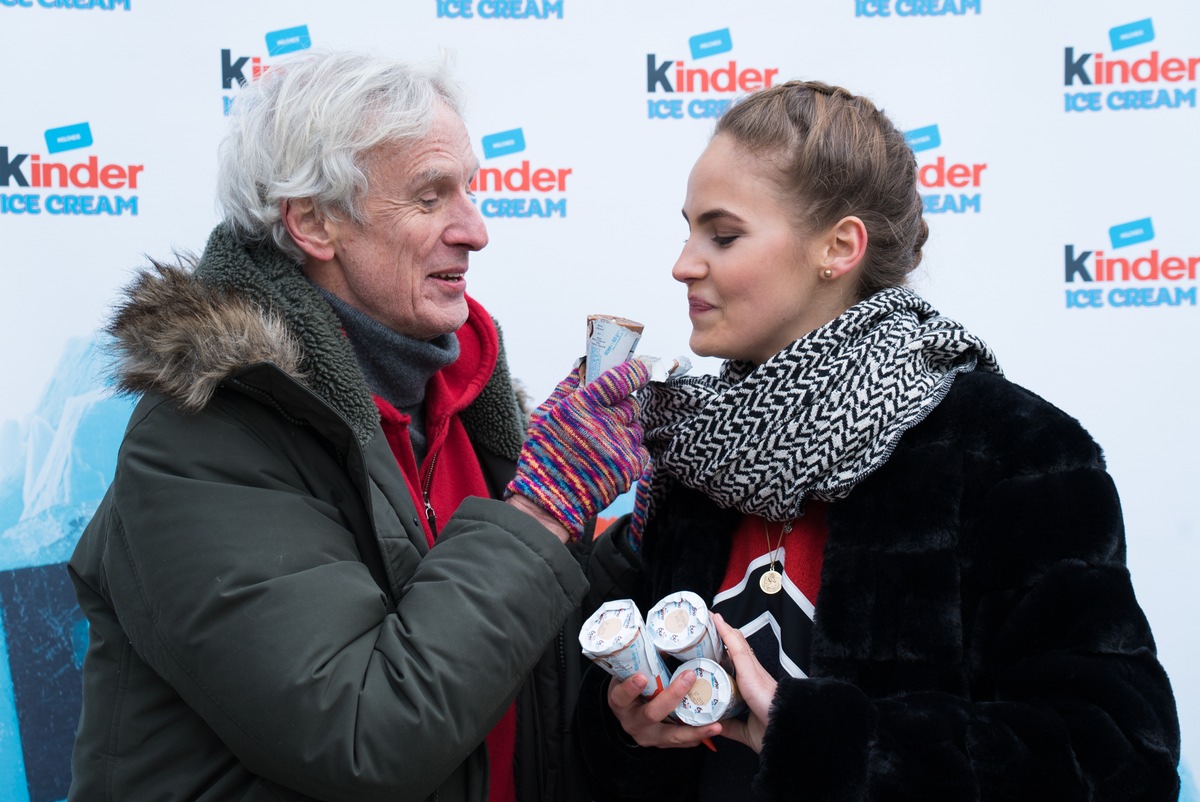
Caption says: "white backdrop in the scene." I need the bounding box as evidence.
[0,2,1196,799]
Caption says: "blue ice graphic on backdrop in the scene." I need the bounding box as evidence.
[0,337,132,571]
[0,334,134,802]
[1183,762,1199,801]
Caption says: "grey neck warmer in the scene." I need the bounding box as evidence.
[314,286,459,463]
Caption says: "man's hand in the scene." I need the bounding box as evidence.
[506,359,651,539]
[606,670,723,749]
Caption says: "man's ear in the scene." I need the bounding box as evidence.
[281,198,336,262]
[818,215,868,281]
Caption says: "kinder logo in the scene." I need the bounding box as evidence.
[906,124,986,215]
[646,28,780,121]
[1064,19,1198,112]
[0,0,130,9]
[436,0,562,19]
[1064,218,1198,309]
[0,123,142,217]
[469,127,570,219]
[854,0,979,17]
[221,25,313,114]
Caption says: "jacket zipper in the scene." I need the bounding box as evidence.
[420,450,439,539]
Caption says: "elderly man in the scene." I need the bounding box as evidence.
[67,50,647,802]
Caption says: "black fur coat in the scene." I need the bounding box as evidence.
[576,369,1180,801]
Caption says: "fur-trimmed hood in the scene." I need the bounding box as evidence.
[106,223,525,459]
[107,260,305,414]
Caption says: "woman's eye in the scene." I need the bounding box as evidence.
[713,235,738,247]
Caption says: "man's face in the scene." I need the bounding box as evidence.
[320,102,488,339]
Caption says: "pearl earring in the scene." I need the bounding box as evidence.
[822,268,834,279]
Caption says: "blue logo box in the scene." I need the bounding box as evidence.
[1109,218,1155,249]
[689,28,732,60]
[482,128,526,159]
[266,25,312,57]
[1109,19,1154,51]
[44,122,93,154]
[904,124,941,153]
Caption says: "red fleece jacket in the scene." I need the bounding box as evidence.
[372,295,518,802]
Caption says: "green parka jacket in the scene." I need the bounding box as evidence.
[67,225,592,802]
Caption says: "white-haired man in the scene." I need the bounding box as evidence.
[68,50,648,802]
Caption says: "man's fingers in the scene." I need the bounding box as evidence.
[608,674,649,709]
[641,669,696,721]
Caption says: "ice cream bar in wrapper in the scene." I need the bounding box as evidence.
[585,315,644,384]
[579,599,671,698]
[672,657,747,726]
[643,355,693,383]
[647,590,722,663]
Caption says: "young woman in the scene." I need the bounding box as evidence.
[575,81,1180,801]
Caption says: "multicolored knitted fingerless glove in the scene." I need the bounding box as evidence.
[506,359,652,539]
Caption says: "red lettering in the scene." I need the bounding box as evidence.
[918,157,987,188]
[19,154,142,189]
[1094,250,1199,281]
[532,168,555,192]
[684,66,710,92]
[472,166,502,192]
[503,161,531,192]
[1161,256,1185,280]
[1162,58,1185,81]
[1110,256,1131,280]
[1092,51,1200,84]
[69,156,99,189]
[1131,51,1159,82]
[710,62,737,92]
[42,161,67,188]
[1131,250,1157,280]
[947,164,970,188]
[738,68,762,91]
[100,164,125,189]
[468,161,569,192]
[671,61,780,93]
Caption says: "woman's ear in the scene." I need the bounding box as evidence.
[281,198,336,262]
[818,215,868,280]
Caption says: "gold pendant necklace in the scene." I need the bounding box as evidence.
[759,518,792,595]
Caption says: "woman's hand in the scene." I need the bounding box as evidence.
[713,613,777,753]
[607,670,723,749]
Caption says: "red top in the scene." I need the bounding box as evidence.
[370,295,517,802]
[712,501,829,679]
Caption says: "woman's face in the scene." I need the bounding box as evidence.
[673,134,854,365]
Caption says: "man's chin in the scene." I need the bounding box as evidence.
[412,305,470,340]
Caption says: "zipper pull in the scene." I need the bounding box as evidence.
[424,498,438,537]
[421,451,439,539]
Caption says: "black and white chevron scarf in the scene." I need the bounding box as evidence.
[635,287,1001,525]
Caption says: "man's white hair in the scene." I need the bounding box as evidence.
[216,49,464,262]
